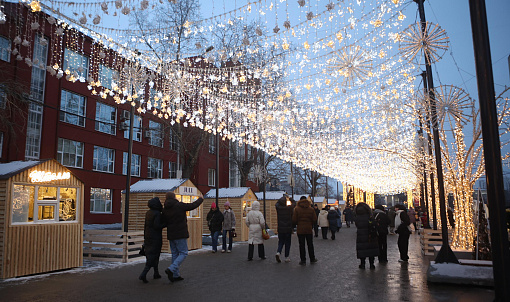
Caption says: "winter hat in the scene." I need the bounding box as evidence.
[224,201,231,207]
[211,203,217,209]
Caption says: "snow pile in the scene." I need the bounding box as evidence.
[204,187,250,199]
[83,223,122,230]
[427,261,494,287]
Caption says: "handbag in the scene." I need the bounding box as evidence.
[232,230,237,238]
[262,229,270,240]
[139,244,146,256]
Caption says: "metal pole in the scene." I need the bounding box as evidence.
[215,132,219,208]
[468,0,510,297]
[415,0,458,263]
[421,71,436,229]
[123,105,135,232]
[290,162,294,197]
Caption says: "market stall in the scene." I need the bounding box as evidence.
[203,188,257,242]
[0,160,84,279]
[255,191,287,234]
[123,179,203,251]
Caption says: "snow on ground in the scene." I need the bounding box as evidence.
[427,261,494,286]
[83,223,122,230]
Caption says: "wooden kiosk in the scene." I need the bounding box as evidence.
[255,191,287,234]
[0,160,84,279]
[203,188,257,242]
[123,179,203,251]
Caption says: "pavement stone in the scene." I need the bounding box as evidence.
[0,226,495,302]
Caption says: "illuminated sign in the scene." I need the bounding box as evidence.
[179,186,197,196]
[29,170,71,183]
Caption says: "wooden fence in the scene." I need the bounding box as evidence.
[420,228,453,256]
[83,230,144,263]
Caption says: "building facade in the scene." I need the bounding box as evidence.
[0,3,239,224]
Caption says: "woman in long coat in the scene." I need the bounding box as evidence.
[245,201,266,260]
[327,207,340,240]
[139,197,166,283]
[354,202,379,269]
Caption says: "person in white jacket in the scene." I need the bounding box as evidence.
[318,207,330,239]
[245,201,266,260]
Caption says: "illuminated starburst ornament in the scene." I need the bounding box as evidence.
[328,46,372,87]
[162,67,194,106]
[399,22,449,65]
[434,85,472,126]
[114,62,148,99]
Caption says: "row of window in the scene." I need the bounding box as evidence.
[55,137,216,185]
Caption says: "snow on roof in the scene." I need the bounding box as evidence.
[255,191,287,200]
[0,160,45,179]
[129,179,187,193]
[204,187,250,199]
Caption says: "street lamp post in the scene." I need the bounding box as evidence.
[468,0,510,298]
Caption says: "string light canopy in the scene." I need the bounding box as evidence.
[11,0,427,194]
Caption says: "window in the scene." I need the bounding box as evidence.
[90,188,112,213]
[11,184,78,223]
[93,146,115,173]
[95,102,116,135]
[60,90,86,127]
[208,168,216,187]
[30,35,48,102]
[123,113,142,142]
[99,64,118,90]
[63,48,89,81]
[0,85,5,109]
[209,134,216,154]
[169,162,178,179]
[147,157,163,178]
[0,36,10,62]
[57,138,84,168]
[148,120,163,147]
[122,152,141,176]
[169,129,179,151]
[0,132,3,158]
[25,103,43,160]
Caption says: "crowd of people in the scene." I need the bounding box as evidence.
[138,192,421,283]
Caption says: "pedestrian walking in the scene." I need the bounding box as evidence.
[163,192,204,282]
[343,206,354,227]
[394,204,411,262]
[246,201,266,260]
[222,201,236,253]
[206,202,224,253]
[388,206,396,235]
[139,197,166,283]
[275,195,296,263]
[335,206,343,229]
[447,207,455,229]
[373,204,390,263]
[318,207,329,239]
[354,202,379,269]
[312,204,320,237]
[408,207,417,232]
[292,196,318,265]
[327,206,340,240]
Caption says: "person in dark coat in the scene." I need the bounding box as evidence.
[447,207,455,229]
[139,197,166,283]
[388,206,396,234]
[374,204,390,263]
[327,207,340,240]
[206,202,224,253]
[343,206,354,227]
[395,204,411,262]
[163,192,204,282]
[354,202,379,269]
[312,204,320,237]
[275,195,296,263]
[292,196,318,265]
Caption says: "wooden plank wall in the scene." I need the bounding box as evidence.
[0,180,7,279]
[3,224,82,278]
[203,198,248,242]
[126,192,203,251]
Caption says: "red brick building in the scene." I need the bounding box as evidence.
[0,3,258,224]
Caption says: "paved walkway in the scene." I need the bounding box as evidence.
[0,226,494,302]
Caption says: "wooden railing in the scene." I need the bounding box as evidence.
[83,230,144,263]
[420,228,453,256]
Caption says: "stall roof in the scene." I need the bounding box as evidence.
[0,160,47,180]
[255,191,287,200]
[128,179,188,193]
[204,187,251,199]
